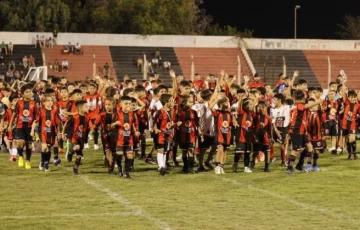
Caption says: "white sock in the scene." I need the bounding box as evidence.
[162,153,166,168]
[157,153,163,169]
[11,148,17,156]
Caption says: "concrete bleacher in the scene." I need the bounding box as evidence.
[174,48,252,79]
[247,49,320,87]
[0,45,42,77]
[42,45,115,82]
[303,50,360,90]
[109,46,182,85]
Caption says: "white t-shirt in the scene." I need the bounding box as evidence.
[148,99,163,131]
[270,105,290,128]
[197,102,215,137]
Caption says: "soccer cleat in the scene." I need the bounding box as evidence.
[281,161,288,167]
[214,166,221,175]
[312,165,320,172]
[45,168,51,172]
[25,161,31,169]
[108,168,114,175]
[295,164,303,171]
[197,166,208,173]
[88,135,93,141]
[123,172,131,179]
[18,157,24,167]
[54,159,61,166]
[171,161,180,167]
[145,158,156,165]
[264,168,271,172]
[270,157,276,164]
[328,147,336,152]
[244,167,252,173]
[220,167,225,174]
[305,164,312,172]
[204,161,214,170]
[73,168,79,175]
[159,167,166,176]
[94,144,99,150]
[84,143,89,149]
[39,162,44,171]
[117,171,124,177]
[58,148,64,154]
[287,168,295,174]
[66,152,73,162]
[336,147,342,153]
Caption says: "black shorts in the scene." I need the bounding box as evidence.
[273,127,288,144]
[235,141,251,154]
[14,127,32,142]
[342,129,356,136]
[179,143,194,150]
[289,133,306,151]
[323,121,338,137]
[156,142,172,152]
[199,136,214,149]
[311,140,324,150]
[116,146,133,154]
[254,142,270,153]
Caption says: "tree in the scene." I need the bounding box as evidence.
[337,15,360,40]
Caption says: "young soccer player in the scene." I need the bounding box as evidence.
[1,94,19,161]
[322,90,339,153]
[8,84,38,169]
[84,83,101,150]
[114,96,140,179]
[287,90,322,174]
[31,96,61,171]
[154,94,175,175]
[66,100,90,175]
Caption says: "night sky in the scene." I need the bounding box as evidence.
[202,1,360,39]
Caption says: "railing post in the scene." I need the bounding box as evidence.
[143,54,147,80]
[327,56,331,88]
[93,54,96,77]
[237,55,241,85]
[191,55,194,81]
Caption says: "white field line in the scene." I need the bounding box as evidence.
[0,212,133,220]
[80,175,173,230]
[218,176,360,225]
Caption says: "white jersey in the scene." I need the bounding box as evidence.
[270,105,290,128]
[148,99,163,131]
[199,102,215,137]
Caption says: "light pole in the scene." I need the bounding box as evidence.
[294,5,301,39]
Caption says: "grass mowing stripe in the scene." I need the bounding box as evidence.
[79,175,173,230]
[0,212,134,220]
[217,176,360,225]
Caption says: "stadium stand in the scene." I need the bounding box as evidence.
[109,46,182,86]
[248,49,320,87]
[0,45,42,79]
[42,45,114,81]
[303,50,360,89]
[174,48,252,79]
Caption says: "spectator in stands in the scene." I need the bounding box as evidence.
[28,55,35,67]
[40,36,46,47]
[14,70,20,80]
[163,61,171,73]
[75,42,82,55]
[0,41,7,55]
[151,57,159,69]
[155,48,162,60]
[103,62,110,76]
[22,56,28,69]
[47,37,54,48]
[136,56,143,72]
[62,59,69,72]
[35,35,40,48]
[8,60,15,71]
[6,70,13,81]
[147,61,153,74]
[249,73,265,89]
[7,42,13,55]
[53,29,58,44]
[67,42,74,54]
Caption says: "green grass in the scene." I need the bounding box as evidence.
[1,143,360,230]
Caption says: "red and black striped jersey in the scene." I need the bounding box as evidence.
[289,102,307,135]
[116,110,137,147]
[213,110,232,145]
[154,108,175,144]
[175,109,199,145]
[307,111,322,141]
[36,107,61,133]
[14,99,38,128]
[342,100,360,131]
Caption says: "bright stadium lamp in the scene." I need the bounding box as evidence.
[294,5,301,39]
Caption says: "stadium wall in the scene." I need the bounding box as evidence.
[1,32,360,51]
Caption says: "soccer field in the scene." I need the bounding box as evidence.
[1,144,359,230]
